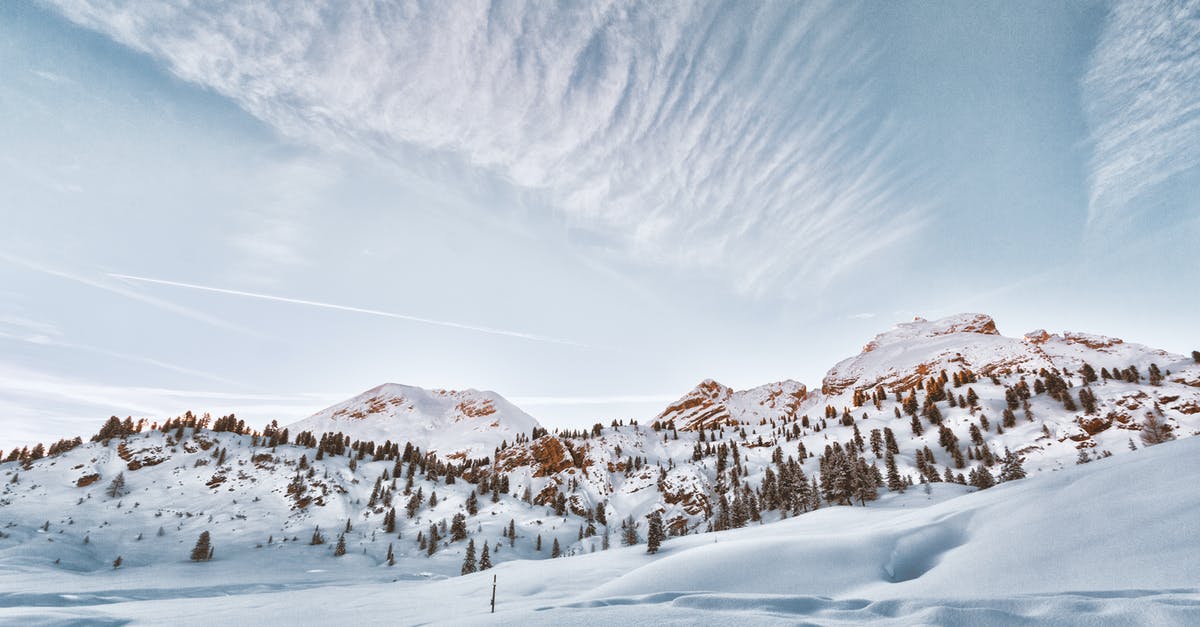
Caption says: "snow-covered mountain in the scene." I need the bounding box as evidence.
[1,312,1197,616]
[655,379,810,431]
[822,312,1184,395]
[287,383,542,459]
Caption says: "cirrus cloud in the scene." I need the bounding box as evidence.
[44,0,924,295]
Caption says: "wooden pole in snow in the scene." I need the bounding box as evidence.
[491,574,497,613]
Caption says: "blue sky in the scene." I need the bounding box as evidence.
[2,1,1197,445]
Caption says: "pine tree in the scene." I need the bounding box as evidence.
[645,511,665,554]
[999,447,1026,481]
[1148,363,1163,386]
[479,542,492,570]
[461,539,477,574]
[1192,350,1200,364]
[1140,412,1175,446]
[334,534,347,556]
[451,513,468,541]
[387,543,395,566]
[621,515,640,546]
[536,534,542,551]
[427,524,439,556]
[105,472,127,499]
[466,491,479,515]
[190,531,212,562]
[885,451,905,492]
[551,538,561,558]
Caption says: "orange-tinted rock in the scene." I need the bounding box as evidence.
[495,435,574,477]
[1078,415,1113,435]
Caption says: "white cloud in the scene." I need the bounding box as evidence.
[46,0,923,296]
[108,272,586,346]
[1083,0,1200,230]
[0,252,255,334]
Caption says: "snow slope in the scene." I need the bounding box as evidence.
[286,383,542,458]
[2,433,1197,625]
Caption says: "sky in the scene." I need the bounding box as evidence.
[1,0,1197,446]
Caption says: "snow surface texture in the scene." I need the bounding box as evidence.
[1,436,1197,625]
[1,313,1198,624]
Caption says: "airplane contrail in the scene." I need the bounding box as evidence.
[107,273,585,347]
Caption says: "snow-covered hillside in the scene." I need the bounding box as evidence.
[2,431,1197,625]
[1,313,1197,624]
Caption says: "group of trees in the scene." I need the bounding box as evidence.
[11,347,1194,576]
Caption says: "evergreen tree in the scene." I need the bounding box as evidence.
[479,542,492,570]
[999,448,1026,481]
[1140,412,1175,446]
[105,472,127,499]
[427,524,439,556]
[551,538,561,558]
[1192,350,1200,364]
[536,534,542,551]
[461,539,477,574]
[621,514,640,546]
[885,451,905,492]
[1148,363,1163,386]
[450,513,468,541]
[387,543,395,566]
[645,511,665,554]
[190,531,212,562]
[466,490,479,515]
[334,534,347,556]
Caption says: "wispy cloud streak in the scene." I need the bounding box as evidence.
[0,252,251,334]
[108,273,584,346]
[46,0,923,296]
[1083,0,1200,230]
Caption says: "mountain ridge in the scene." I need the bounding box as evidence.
[1,312,1197,582]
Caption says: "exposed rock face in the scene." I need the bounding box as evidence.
[496,435,574,477]
[657,380,736,431]
[657,379,808,431]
